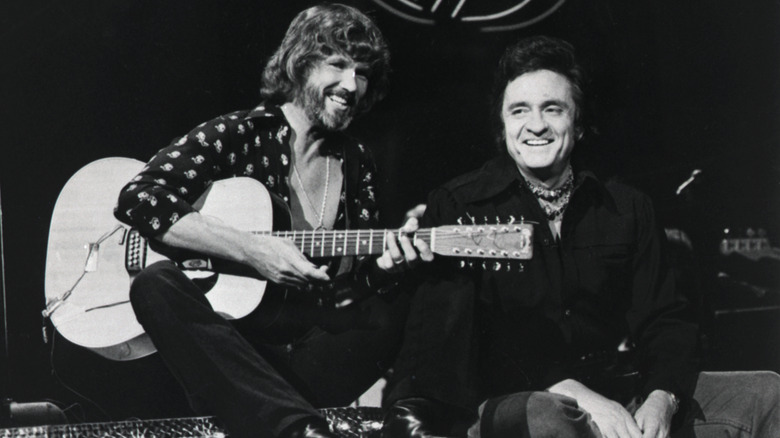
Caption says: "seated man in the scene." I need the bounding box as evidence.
[114,4,431,438]
[382,36,780,438]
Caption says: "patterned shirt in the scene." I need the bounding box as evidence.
[114,104,380,238]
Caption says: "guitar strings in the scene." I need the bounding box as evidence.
[248,229,515,256]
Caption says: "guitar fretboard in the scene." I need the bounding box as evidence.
[254,229,433,258]
[250,224,534,260]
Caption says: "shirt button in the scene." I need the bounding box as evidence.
[542,238,550,245]
[564,309,572,318]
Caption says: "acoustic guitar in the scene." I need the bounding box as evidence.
[44,158,533,361]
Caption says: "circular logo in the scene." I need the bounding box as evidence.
[369,0,567,32]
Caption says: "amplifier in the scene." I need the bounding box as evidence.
[0,416,224,438]
[0,407,384,437]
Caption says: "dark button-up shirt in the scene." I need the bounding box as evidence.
[114,104,380,237]
[391,154,699,409]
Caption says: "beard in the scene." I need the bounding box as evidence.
[298,83,357,131]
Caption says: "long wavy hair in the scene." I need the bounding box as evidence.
[260,3,390,115]
[491,36,589,149]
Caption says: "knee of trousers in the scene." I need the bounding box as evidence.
[129,260,196,315]
[751,371,780,410]
[479,392,593,438]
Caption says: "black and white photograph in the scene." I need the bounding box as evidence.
[1,1,779,436]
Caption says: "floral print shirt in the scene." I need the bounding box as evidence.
[114,104,380,238]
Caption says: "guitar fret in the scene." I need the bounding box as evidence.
[355,229,360,256]
[320,230,325,258]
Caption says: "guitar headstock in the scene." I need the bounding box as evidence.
[719,228,779,262]
[430,222,533,260]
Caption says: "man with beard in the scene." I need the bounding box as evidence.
[114,4,431,438]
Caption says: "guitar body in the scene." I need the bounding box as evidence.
[45,158,273,361]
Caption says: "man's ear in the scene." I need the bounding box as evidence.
[497,126,507,144]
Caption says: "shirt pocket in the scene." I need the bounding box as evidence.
[574,241,634,304]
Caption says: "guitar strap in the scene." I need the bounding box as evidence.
[341,141,355,231]
[340,142,356,276]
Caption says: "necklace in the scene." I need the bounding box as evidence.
[293,155,330,230]
[523,166,574,221]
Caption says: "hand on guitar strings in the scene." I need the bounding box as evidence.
[249,234,331,289]
[376,214,434,274]
[161,212,332,290]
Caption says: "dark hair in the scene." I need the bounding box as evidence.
[260,3,390,114]
[491,36,588,147]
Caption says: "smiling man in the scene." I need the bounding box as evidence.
[114,4,431,438]
[381,36,780,438]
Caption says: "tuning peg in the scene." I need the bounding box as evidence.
[492,261,502,271]
[457,217,464,225]
[467,213,476,225]
[508,215,516,224]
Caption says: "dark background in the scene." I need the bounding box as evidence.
[1,0,778,423]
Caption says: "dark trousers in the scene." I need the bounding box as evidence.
[470,371,780,438]
[129,261,408,438]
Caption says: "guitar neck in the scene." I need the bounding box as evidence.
[260,228,430,258]
[256,223,534,260]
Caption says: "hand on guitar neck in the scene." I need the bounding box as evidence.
[375,213,434,274]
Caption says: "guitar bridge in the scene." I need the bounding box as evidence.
[125,229,147,274]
